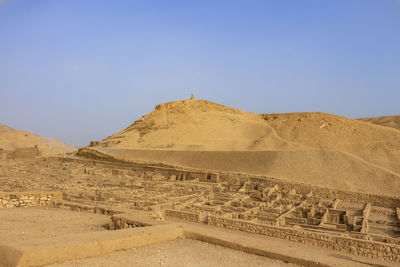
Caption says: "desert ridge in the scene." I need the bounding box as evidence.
[358,115,400,131]
[0,123,76,157]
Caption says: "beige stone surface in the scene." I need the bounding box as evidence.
[47,239,298,267]
[0,207,109,243]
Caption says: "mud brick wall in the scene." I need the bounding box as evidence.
[13,147,40,158]
[0,149,6,160]
[0,149,16,160]
[0,191,62,208]
[165,209,200,223]
[207,216,400,263]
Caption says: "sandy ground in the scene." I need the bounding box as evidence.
[0,207,110,243]
[48,239,300,267]
[358,115,400,131]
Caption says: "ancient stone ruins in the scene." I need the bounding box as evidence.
[0,145,400,266]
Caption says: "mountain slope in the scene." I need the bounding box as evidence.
[102,100,297,151]
[357,115,400,131]
[0,123,76,156]
[263,112,400,175]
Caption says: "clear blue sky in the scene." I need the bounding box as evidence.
[0,0,399,145]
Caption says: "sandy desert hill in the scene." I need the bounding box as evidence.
[0,123,76,156]
[101,100,295,151]
[357,115,400,131]
[82,99,400,196]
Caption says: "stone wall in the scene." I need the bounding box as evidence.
[0,149,15,160]
[207,216,400,263]
[54,201,120,216]
[0,191,62,208]
[109,216,150,230]
[165,209,200,222]
[199,173,219,183]
[13,147,40,159]
[0,147,41,160]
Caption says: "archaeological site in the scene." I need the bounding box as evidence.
[2,0,400,265]
[1,99,400,266]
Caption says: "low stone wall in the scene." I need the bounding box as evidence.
[53,201,149,230]
[371,206,396,216]
[13,147,40,159]
[110,216,150,230]
[54,201,121,216]
[0,192,62,208]
[207,216,400,263]
[165,209,200,223]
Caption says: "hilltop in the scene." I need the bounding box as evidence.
[101,100,295,151]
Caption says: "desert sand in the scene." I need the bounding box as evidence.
[358,115,400,131]
[48,239,298,267]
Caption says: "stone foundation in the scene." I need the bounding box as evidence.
[0,192,62,208]
[207,216,400,263]
[109,217,150,230]
[165,209,200,222]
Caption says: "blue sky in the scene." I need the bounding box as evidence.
[0,0,399,145]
